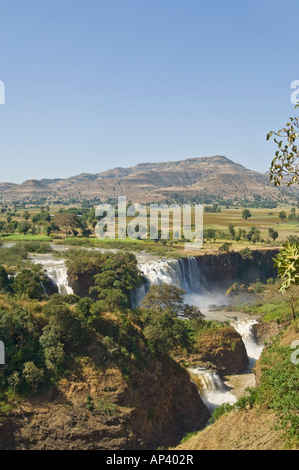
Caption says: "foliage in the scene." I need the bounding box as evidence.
[143,309,190,355]
[53,213,83,237]
[242,208,252,220]
[268,228,278,242]
[210,338,299,446]
[273,243,299,292]
[267,105,299,187]
[239,247,253,260]
[256,339,299,445]
[0,265,10,291]
[218,242,232,253]
[141,284,204,320]
[12,269,45,300]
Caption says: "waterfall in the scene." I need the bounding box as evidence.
[131,256,203,307]
[188,367,237,412]
[188,320,264,412]
[231,319,264,367]
[31,254,74,296]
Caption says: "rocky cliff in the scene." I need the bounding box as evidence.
[176,326,248,378]
[194,249,279,290]
[0,354,209,450]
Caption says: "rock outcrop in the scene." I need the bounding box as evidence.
[0,356,209,450]
[176,326,248,378]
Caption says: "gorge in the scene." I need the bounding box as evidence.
[30,246,277,417]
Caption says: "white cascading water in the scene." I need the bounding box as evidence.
[31,254,74,296]
[188,367,237,412]
[231,319,264,367]
[188,319,264,412]
[131,256,204,307]
[132,254,264,412]
[30,249,264,412]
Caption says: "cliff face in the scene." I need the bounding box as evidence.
[194,249,279,290]
[176,327,248,378]
[68,249,280,302]
[0,355,209,450]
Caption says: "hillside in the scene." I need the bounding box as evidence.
[1,155,298,203]
[175,321,299,451]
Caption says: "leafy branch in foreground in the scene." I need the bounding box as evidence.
[267,105,299,187]
[273,243,299,292]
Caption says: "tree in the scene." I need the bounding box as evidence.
[204,228,216,242]
[143,310,190,355]
[22,361,44,392]
[242,209,252,220]
[281,285,299,321]
[141,284,203,320]
[279,210,287,222]
[0,265,10,291]
[23,211,30,221]
[267,105,299,187]
[228,223,236,239]
[246,227,261,244]
[18,221,31,235]
[12,269,44,300]
[90,252,142,309]
[218,242,232,253]
[53,213,83,238]
[268,228,278,242]
[239,247,253,260]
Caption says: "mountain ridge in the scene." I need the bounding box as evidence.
[0,155,298,203]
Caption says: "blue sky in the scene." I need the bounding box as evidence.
[0,0,298,183]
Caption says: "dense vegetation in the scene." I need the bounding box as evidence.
[210,325,299,447]
[0,245,227,418]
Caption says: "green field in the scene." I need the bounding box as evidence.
[0,203,298,257]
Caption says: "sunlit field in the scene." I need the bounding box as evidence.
[0,203,298,257]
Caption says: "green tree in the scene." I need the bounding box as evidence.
[239,247,253,260]
[0,265,10,291]
[141,284,203,320]
[246,227,261,244]
[204,228,216,242]
[268,228,278,242]
[23,211,30,221]
[18,221,31,234]
[279,210,287,222]
[53,213,83,238]
[228,223,236,239]
[12,269,44,300]
[23,361,44,392]
[90,253,142,308]
[143,310,190,354]
[242,209,252,220]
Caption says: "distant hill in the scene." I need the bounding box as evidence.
[1,155,298,203]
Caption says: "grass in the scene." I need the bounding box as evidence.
[0,234,52,242]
